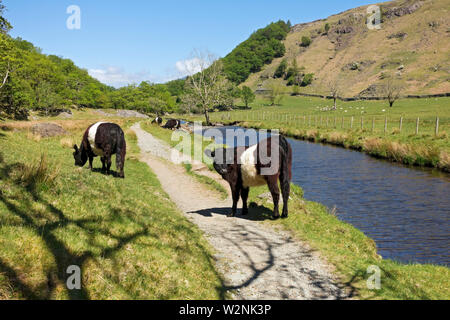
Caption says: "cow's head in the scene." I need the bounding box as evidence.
[205,148,234,177]
[73,144,88,167]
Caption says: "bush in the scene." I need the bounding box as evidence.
[301,73,314,86]
[300,36,312,47]
[274,59,287,78]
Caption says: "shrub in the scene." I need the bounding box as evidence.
[301,73,314,86]
[15,153,60,192]
[300,36,312,47]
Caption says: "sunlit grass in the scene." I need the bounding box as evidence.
[0,119,225,300]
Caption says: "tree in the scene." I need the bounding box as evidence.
[0,0,12,35]
[265,81,285,106]
[382,78,402,107]
[324,23,330,34]
[301,73,314,87]
[328,79,340,110]
[240,86,255,108]
[183,50,233,125]
[274,59,287,78]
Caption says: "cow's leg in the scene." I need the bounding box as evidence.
[280,169,290,219]
[116,150,125,179]
[88,156,94,171]
[104,152,112,175]
[229,185,241,217]
[101,157,106,173]
[267,176,280,219]
[241,187,250,216]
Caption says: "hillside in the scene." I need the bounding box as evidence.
[242,0,450,97]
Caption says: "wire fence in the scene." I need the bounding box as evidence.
[211,111,449,136]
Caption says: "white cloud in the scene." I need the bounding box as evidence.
[88,66,155,88]
[175,58,210,77]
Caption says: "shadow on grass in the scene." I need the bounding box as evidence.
[0,160,227,300]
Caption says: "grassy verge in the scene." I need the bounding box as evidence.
[243,184,449,300]
[0,118,225,299]
[183,163,228,200]
[177,96,450,172]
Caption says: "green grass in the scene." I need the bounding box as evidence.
[183,163,228,200]
[0,120,225,300]
[178,96,450,171]
[238,184,449,300]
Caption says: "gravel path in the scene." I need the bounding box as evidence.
[132,123,349,300]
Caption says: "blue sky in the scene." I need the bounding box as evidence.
[4,0,373,87]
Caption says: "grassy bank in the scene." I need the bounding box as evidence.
[178,96,450,172]
[0,118,225,299]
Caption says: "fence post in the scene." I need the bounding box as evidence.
[399,116,403,133]
[435,117,439,136]
[351,116,354,129]
[361,116,363,130]
[342,116,344,129]
[384,116,387,134]
[372,117,375,133]
[416,117,419,135]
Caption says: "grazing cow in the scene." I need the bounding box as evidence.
[163,119,181,130]
[205,135,292,219]
[152,116,163,125]
[73,122,126,178]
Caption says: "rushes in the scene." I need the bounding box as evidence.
[16,153,60,191]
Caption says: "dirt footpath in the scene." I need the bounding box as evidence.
[132,123,349,300]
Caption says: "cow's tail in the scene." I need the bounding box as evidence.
[279,135,292,182]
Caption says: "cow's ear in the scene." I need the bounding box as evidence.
[204,149,213,158]
[73,144,79,152]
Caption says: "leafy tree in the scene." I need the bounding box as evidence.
[0,0,12,34]
[301,36,312,47]
[274,59,287,78]
[240,86,255,108]
[222,20,289,84]
[265,81,285,106]
[324,23,330,34]
[301,73,314,87]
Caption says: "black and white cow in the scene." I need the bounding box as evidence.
[73,122,126,178]
[163,119,181,130]
[152,116,163,125]
[205,135,292,219]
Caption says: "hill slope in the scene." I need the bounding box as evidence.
[243,0,450,97]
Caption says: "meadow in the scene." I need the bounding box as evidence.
[179,95,450,171]
[0,113,225,299]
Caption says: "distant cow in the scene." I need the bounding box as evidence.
[163,119,181,130]
[152,116,163,125]
[73,122,126,178]
[205,135,292,219]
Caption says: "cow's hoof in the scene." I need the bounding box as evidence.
[227,212,235,218]
[271,215,280,220]
[281,214,288,219]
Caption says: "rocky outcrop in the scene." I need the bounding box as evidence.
[384,1,423,19]
[31,123,67,137]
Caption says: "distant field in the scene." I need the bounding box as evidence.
[179,95,450,171]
